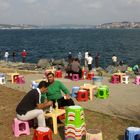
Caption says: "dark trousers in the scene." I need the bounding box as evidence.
[88,64,92,71]
[51,97,75,108]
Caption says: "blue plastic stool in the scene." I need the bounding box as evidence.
[124,127,140,140]
[32,81,39,89]
[71,86,80,98]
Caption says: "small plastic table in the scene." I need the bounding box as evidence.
[44,109,65,134]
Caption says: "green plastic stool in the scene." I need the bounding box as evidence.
[97,85,109,99]
[65,105,86,140]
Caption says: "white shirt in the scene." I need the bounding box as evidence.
[85,52,88,59]
[4,52,9,58]
[87,56,93,65]
[37,88,41,103]
[112,56,117,62]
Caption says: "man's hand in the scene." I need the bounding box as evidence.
[37,100,53,109]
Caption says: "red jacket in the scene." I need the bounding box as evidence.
[22,51,27,57]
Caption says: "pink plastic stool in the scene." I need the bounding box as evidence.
[135,76,140,85]
[16,75,25,84]
[72,74,79,81]
[111,75,120,84]
[12,118,30,137]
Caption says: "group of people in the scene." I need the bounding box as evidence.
[67,51,100,72]
[16,72,75,128]
[4,50,27,63]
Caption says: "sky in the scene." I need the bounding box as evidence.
[0,0,140,26]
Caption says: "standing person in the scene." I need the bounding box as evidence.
[95,53,100,68]
[46,72,75,108]
[12,51,16,62]
[4,50,9,62]
[84,50,89,67]
[21,50,27,63]
[112,54,117,66]
[68,52,72,63]
[78,52,82,64]
[16,81,52,127]
[87,53,93,71]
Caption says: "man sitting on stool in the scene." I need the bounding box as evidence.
[46,72,75,109]
[16,81,52,127]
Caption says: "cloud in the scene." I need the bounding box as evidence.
[0,0,140,25]
[0,0,11,9]
[23,0,39,4]
[128,0,140,4]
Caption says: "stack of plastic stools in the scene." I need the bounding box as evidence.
[111,75,120,84]
[32,81,39,89]
[12,118,30,137]
[135,76,140,85]
[77,89,89,101]
[72,74,79,81]
[55,70,62,78]
[71,86,80,98]
[33,127,52,140]
[124,127,140,140]
[97,85,109,99]
[0,73,6,84]
[65,105,86,140]
[122,75,129,84]
[16,75,25,84]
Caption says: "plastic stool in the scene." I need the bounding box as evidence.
[86,129,103,140]
[124,127,140,140]
[65,105,86,140]
[111,75,120,84]
[0,73,5,77]
[97,85,109,99]
[0,76,6,84]
[12,118,30,137]
[55,70,62,78]
[13,75,19,83]
[72,74,79,81]
[71,86,80,98]
[77,89,88,101]
[33,127,52,140]
[16,75,25,84]
[87,73,94,80]
[122,75,129,84]
[32,81,39,89]
[135,76,140,85]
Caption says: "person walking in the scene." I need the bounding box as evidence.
[21,50,27,63]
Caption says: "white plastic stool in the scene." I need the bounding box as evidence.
[122,75,129,84]
[0,77,6,84]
